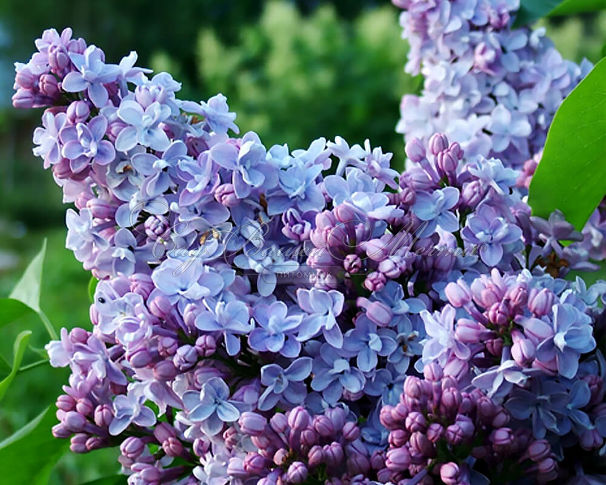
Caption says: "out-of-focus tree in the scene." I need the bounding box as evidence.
[193,2,416,159]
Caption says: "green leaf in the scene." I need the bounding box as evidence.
[513,0,562,27]
[528,58,606,231]
[550,0,606,15]
[0,406,69,485]
[0,298,32,329]
[88,276,99,304]
[80,476,127,485]
[9,239,46,313]
[514,0,606,27]
[0,330,32,401]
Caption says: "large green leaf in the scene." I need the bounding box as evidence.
[0,406,69,485]
[0,330,32,401]
[550,0,606,15]
[514,0,606,26]
[528,58,606,230]
[9,239,46,313]
[0,298,32,329]
[513,0,561,27]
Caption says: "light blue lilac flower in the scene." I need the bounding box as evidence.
[234,245,299,297]
[343,316,397,373]
[180,93,239,135]
[412,187,459,237]
[536,303,595,379]
[32,111,67,167]
[296,288,345,348]
[182,377,240,435]
[249,301,302,357]
[461,204,522,266]
[420,306,471,368]
[60,115,115,172]
[62,45,121,107]
[115,99,171,152]
[109,392,156,435]
[195,301,252,356]
[151,258,224,303]
[311,344,365,404]
[258,357,312,411]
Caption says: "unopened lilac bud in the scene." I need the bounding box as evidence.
[333,203,356,224]
[491,408,510,427]
[193,438,210,458]
[455,318,486,343]
[76,398,94,416]
[323,442,344,467]
[269,413,288,435]
[537,457,558,477]
[364,271,386,292]
[121,436,145,460]
[423,362,443,382]
[301,428,318,447]
[409,432,434,458]
[286,462,308,484]
[343,254,362,274]
[429,133,449,156]
[128,347,153,368]
[405,412,427,433]
[244,453,267,475]
[342,421,360,441]
[64,411,87,432]
[427,423,444,443]
[70,433,88,453]
[436,150,458,175]
[39,73,59,97]
[67,100,91,124]
[527,439,551,463]
[52,423,72,438]
[15,67,36,89]
[388,429,408,448]
[273,448,289,466]
[461,180,485,207]
[149,295,173,318]
[12,88,35,109]
[215,183,239,207]
[485,338,503,357]
[93,404,113,428]
[445,281,472,307]
[239,412,267,436]
[379,405,398,430]
[173,344,198,371]
[511,330,536,366]
[194,334,216,357]
[163,436,184,457]
[360,299,392,327]
[153,360,178,381]
[56,394,76,411]
[49,45,70,72]
[440,462,462,485]
[132,463,162,482]
[308,445,324,467]
[86,436,105,451]
[385,447,410,472]
[313,415,335,437]
[288,406,310,431]
[490,427,514,452]
[441,388,462,416]
[528,288,554,317]
[580,428,602,450]
[158,336,178,357]
[405,137,426,163]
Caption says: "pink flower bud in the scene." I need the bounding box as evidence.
[342,421,360,441]
[385,447,410,472]
[39,73,59,97]
[195,334,217,357]
[70,433,88,453]
[445,281,472,307]
[121,436,145,459]
[153,360,178,381]
[67,100,91,124]
[153,422,176,443]
[239,412,267,436]
[286,462,308,484]
[343,254,362,274]
[270,413,288,434]
[440,462,463,485]
[76,398,94,416]
[56,394,76,411]
[405,412,427,433]
[490,427,514,452]
[163,436,184,457]
[288,406,311,431]
[323,442,344,467]
[94,404,113,428]
[149,295,173,319]
[428,133,448,155]
[308,445,324,467]
[528,288,554,317]
[388,429,409,448]
[64,411,87,432]
[405,137,426,163]
[215,183,239,207]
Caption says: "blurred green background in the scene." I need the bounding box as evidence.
[0,1,604,483]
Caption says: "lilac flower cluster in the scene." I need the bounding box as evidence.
[392,0,591,168]
[14,26,606,485]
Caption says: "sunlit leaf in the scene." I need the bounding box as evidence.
[0,298,32,329]
[514,0,606,27]
[9,239,46,313]
[528,58,606,230]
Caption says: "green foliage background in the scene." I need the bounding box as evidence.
[0,1,604,483]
